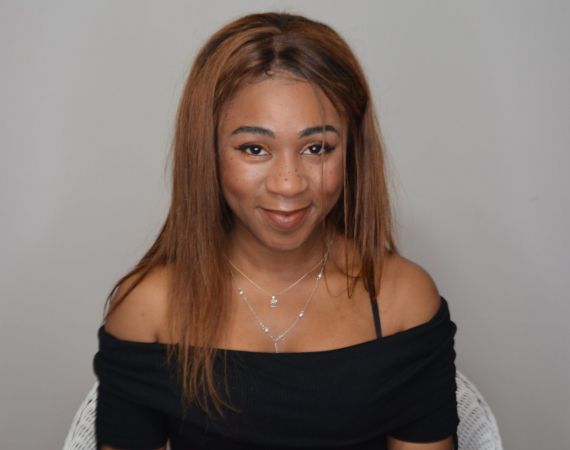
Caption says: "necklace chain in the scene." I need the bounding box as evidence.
[226,252,327,309]
[230,248,330,353]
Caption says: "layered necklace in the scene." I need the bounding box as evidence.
[226,253,327,309]
[226,246,330,353]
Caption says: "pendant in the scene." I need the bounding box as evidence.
[270,295,278,308]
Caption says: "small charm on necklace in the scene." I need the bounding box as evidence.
[270,295,278,308]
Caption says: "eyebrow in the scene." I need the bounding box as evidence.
[230,124,339,138]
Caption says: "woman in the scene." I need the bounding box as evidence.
[94,12,459,450]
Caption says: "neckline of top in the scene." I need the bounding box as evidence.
[99,296,449,356]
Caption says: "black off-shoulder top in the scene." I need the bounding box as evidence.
[93,295,459,450]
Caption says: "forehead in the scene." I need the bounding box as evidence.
[218,75,343,134]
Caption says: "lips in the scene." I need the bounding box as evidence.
[260,206,310,231]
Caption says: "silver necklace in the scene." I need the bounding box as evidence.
[226,253,326,309]
[232,251,329,353]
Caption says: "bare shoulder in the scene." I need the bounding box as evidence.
[381,253,442,333]
[104,266,171,343]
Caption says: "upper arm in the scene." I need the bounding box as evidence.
[387,435,454,450]
[101,446,166,450]
[96,269,171,450]
[384,254,442,334]
[383,256,456,449]
[104,267,170,343]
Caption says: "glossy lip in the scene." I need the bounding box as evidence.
[260,206,311,231]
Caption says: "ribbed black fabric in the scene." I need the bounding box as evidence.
[93,296,459,450]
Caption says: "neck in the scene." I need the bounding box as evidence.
[226,226,333,282]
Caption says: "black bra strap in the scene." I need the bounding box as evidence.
[369,291,382,338]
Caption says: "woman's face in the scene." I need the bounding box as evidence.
[217,74,346,252]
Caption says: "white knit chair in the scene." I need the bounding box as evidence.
[62,382,98,450]
[455,371,503,450]
[63,370,502,450]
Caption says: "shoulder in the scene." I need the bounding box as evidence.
[380,253,442,333]
[103,265,171,343]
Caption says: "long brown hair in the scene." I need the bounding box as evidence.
[103,11,398,418]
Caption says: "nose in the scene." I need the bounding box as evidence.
[264,153,309,198]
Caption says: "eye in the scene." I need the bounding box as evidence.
[302,142,336,156]
[236,143,270,156]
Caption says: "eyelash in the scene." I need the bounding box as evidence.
[236,142,336,156]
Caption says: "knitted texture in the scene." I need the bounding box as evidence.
[62,383,97,450]
[456,371,503,450]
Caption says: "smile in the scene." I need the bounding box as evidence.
[260,206,311,231]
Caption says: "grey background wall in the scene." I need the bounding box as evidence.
[1,1,568,448]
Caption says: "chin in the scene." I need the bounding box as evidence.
[256,232,311,252]
[258,223,326,253]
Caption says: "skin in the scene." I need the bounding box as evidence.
[102,72,453,450]
[216,73,359,349]
[217,72,346,266]
[216,73,453,450]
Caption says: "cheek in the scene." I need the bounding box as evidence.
[321,158,344,202]
[219,156,242,202]
[219,155,261,204]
